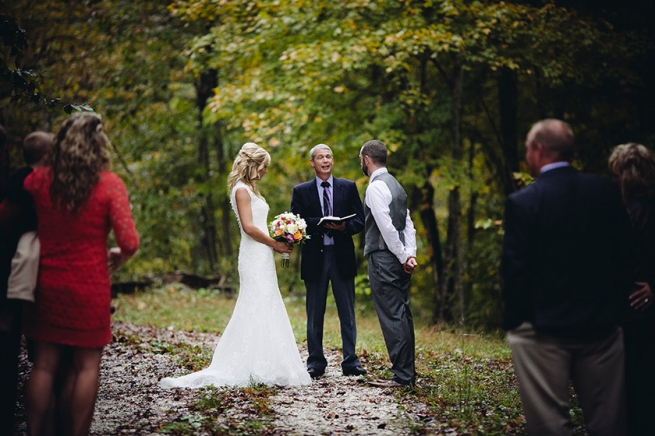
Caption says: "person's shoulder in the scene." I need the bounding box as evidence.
[100,171,126,185]
[577,172,620,194]
[508,182,539,204]
[293,180,315,190]
[579,171,613,185]
[333,177,356,187]
[232,182,252,197]
[23,167,49,190]
[8,166,33,181]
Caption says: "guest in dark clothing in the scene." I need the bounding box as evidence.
[502,119,633,435]
[0,131,53,436]
[609,143,655,436]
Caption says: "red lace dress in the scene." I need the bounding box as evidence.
[23,169,139,347]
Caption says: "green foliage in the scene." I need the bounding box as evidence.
[4,0,655,328]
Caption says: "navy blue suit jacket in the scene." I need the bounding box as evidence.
[501,166,634,338]
[290,177,364,281]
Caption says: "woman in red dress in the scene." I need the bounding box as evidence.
[23,112,139,436]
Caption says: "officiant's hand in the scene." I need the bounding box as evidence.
[325,221,346,232]
[630,281,653,311]
[273,241,293,254]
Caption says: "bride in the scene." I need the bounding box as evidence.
[160,143,312,388]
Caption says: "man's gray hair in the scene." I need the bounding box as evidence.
[529,119,574,161]
[310,143,332,161]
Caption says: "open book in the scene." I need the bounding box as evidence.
[318,213,357,227]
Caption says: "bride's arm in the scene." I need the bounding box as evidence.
[235,187,292,254]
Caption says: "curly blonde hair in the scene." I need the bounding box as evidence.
[227,142,270,197]
[609,143,655,200]
[48,112,112,214]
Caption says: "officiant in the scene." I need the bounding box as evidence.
[291,144,367,379]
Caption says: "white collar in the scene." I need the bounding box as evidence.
[540,161,571,174]
[369,167,388,182]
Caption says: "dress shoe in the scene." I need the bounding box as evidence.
[367,378,409,388]
[343,366,367,376]
[307,368,325,379]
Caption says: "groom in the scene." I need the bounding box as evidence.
[359,139,417,388]
[291,144,366,378]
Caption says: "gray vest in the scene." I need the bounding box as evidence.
[364,171,407,256]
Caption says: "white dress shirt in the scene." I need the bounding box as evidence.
[365,168,417,264]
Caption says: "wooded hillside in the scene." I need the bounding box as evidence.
[2,0,654,328]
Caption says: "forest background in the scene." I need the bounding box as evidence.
[2,0,654,330]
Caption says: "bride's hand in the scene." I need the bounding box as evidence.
[273,241,293,254]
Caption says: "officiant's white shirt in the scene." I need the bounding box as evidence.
[365,168,417,264]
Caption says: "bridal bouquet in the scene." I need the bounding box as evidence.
[269,212,309,268]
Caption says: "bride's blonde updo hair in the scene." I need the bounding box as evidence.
[227,142,271,197]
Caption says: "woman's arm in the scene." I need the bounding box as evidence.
[235,187,292,254]
[107,174,140,273]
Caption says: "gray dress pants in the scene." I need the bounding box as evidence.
[368,250,415,384]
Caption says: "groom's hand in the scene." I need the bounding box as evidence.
[403,256,417,274]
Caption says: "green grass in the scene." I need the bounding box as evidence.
[112,285,540,434]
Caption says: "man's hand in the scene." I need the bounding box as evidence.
[324,221,346,232]
[403,255,417,274]
[629,281,654,311]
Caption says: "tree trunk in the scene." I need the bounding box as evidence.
[419,179,444,324]
[195,70,219,271]
[466,141,478,318]
[437,59,465,325]
[213,120,233,257]
[498,67,519,195]
[0,124,8,183]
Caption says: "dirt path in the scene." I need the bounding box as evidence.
[13,322,422,435]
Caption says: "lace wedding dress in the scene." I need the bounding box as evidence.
[160,182,311,388]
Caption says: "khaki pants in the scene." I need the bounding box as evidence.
[507,322,626,436]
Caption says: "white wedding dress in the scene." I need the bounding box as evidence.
[159,182,311,388]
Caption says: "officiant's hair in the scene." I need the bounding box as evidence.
[609,142,655,200]
[310,144,332,161]
[360,140,387,165]
[228,142,271,196]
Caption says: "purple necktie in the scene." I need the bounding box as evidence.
[321,181,331,216]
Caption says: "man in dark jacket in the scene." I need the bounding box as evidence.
[0,130,52,435]
[291,144,366,378]
[502,119,632,436]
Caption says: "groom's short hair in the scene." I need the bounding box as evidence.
[310,144,332,161]
[361,140,387,166]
